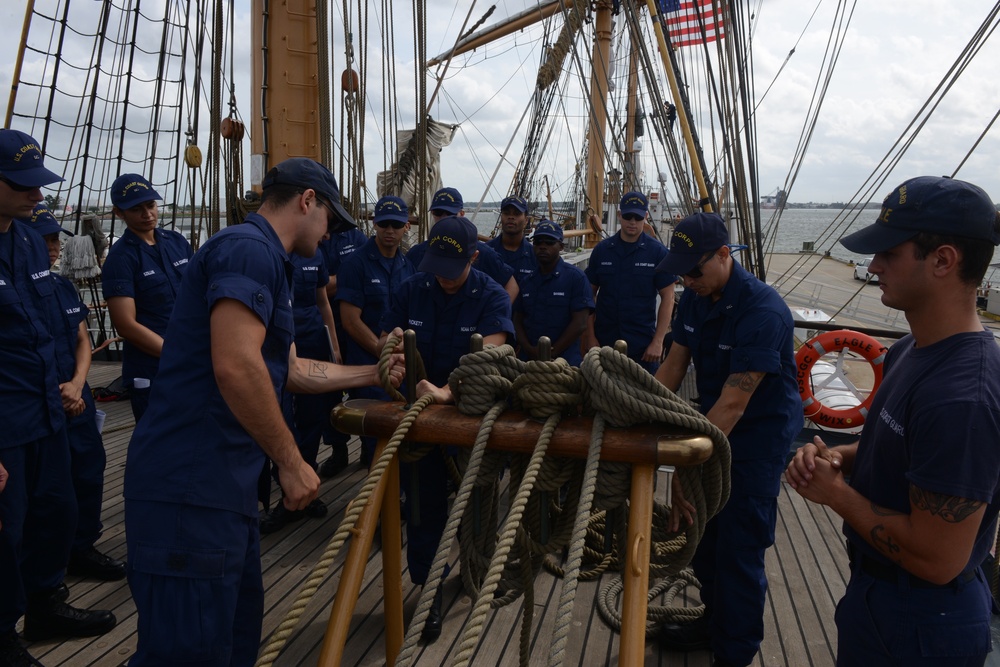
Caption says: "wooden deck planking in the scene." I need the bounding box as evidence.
[29,361,850,667]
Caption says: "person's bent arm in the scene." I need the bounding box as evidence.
[654,341,692,393]
[643,286,675,363]
[704,370,765,436]
[415,332,507,404]
[513,312,536,359]
[792,456,985,584]
[583,285,600,349]
[786,437,857,489]
[60,320,91,415]
[210,298,318,511]
[550,309,590,359]
[503,276,519,303]
[286,343,403,395]
[107,296,164,357]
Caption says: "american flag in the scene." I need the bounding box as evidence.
[659,0,726,48]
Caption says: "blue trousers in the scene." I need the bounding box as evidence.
[0,429,76,631]
[126,500,263,667]
[690,468,780,667]
[68,390,107,551]
[835,565,991,666]
[400,447,449,585]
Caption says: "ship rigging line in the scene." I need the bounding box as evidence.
[768,1,1000,298]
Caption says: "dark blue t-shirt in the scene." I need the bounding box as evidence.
[845,330,1000,572]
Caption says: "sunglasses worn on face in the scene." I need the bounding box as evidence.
[375,219,407,229]
[685,251,716,279]
[430,209,451,218]
[0,174,38,192]
[621,213,644,222]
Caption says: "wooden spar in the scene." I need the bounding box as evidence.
[332,400,714,467]
[642,0,714,212]
[584,1,614,249]
[426,0,578,67]
[250,0,323,189]
[6,0,36,128]
[624,32,640,193]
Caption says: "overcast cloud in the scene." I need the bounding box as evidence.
[1,0,997,206]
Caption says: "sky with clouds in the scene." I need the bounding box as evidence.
[1,0,997,207]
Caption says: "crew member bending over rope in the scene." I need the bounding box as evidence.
[653,213,800,667]
[122,158,404,667]
[379,215,513,642]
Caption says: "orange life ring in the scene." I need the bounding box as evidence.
[794,329,887,429]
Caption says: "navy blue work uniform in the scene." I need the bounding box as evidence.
[123,213,293,666]
[101,226,192,420]
[286,251,333,470]
[585,231,672,372]
[671,260,800,667]
[486,235,537,285]
[0,221,75,634]
[513,257,593,366]
[837,330,1000,667]
[379,268,512,584]
[50,272,107,553]
[407,240,514,292]
[318,228,368,447]
[336,237,414,461]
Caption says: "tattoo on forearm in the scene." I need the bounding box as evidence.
[869,525,900,559]
[871,503,904,517]
[308,361,329,379]
[725,371,762,393]
[910,485,983,523]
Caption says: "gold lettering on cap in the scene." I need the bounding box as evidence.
[673,231,695,249]
[878,207,892,224]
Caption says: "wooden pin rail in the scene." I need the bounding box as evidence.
[318,400,714,667]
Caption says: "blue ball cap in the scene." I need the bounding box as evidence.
[22,202,72,237]
[841,176,1000,253]
[111,173,162,209]
[656,212,729,275]
[431,187,464,214]
[262,158,357,233]
[500,195,528,213]
[374,195,409,223]
[619,191,648,217]
[532,219,563,243]
[0,129,64,188]
[418,215,478,279]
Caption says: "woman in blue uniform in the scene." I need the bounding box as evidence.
[101,173,193,421]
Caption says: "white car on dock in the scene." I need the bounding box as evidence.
[853,258,878,283]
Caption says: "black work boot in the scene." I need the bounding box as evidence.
[420,587,443,644]
[67,547,126,581]
[21,589,116,642]
[0,631,45,666]
[658,614,711,652]
[318,445,349,478]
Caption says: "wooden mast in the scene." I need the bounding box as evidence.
[583,0,614,248]
[250,0,323,190]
